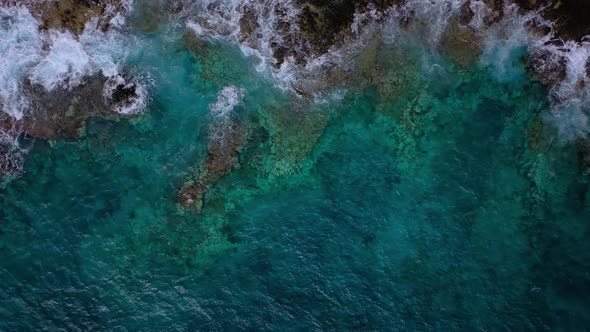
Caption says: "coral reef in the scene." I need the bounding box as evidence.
[178,122,248,213]
[256,99,329,180]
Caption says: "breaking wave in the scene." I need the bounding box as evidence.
[0,5,147,119]
[208,85,245,148]
[209,85,245,119]
[0,6,43,119]
[0,2,149,176]
[179,0,589,139]
[1,0,589,178]
[103,73,150,115]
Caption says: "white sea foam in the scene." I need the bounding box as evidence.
[0,6,43,119]
[209,85,245,118]
[546,40,590,139]
[2,0,588,141]
[0,2,147,177]
[30,30,92,90]
[182,0,469,93]
[360,0,589,139]
[184,0,306,90]
[103,74,150,115]
[0,130,25,179]
[182,0,590,138]
[208,85,246,146]
[477,4,540,81]
[0,4,147,120]
[468,2,589,139]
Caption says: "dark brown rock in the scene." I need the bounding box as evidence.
[296,0,402,54]
[514,0,590,41]
[440,20,481,68]
[110,80,137,105]
[0,74,142,141]
[529,49,568,85]
[18,76,107,139]
[0,0,125,34]
[459,1,475,25]
[239,5,259,45]
[482,0,505,25]
[178,123,248,213]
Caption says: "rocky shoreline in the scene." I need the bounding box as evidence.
[0,0,146,178]
[0,0,125,34]
[1,0,589,182]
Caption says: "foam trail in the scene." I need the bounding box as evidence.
[209,86,245,119]
[183,0,306,90]
[30,31,92,91]
[477,4,543,82]
[208,85,246,147]
[0,6,43,119]
[474,3,589,139]
[547,40,590,139]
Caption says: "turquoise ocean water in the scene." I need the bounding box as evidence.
[1,4,590,330]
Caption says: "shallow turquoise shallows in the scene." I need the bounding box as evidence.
[1,13,590,331]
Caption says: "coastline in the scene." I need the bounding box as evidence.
[0,1,589,330]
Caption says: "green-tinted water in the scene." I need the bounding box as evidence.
[1,15,590,331]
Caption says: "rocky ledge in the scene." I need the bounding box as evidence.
[0,73,141,141]
[0,0,125,34]
[178,122,248,214]
[0,0,144,178]
[294,0,590,59]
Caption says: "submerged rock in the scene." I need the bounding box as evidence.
[529,49,568,85]
[178,86,249,213]
[258,100,329,179]
[178,123,248,213]
[440,20,482,68]
[23,77,106,139]
[0,135,24,179]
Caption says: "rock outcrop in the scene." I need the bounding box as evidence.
[0,0,126,34]
[514,0,590,40]
[0,73,141,141]
[178,123,248,213]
